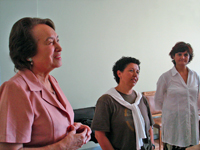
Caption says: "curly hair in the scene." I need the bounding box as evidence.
[169,42,194,65]
[9,17,55,71]
[112,56,140,84]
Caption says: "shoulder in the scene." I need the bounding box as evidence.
[0,75,31,105]
[94,94,115,116]
[188,68,199,76]
[97,94,115,104]
[1,74,25,90]
[188,68,200,82]
[157,68,173,83]
[95,94,120,111]
[161,68,173,77]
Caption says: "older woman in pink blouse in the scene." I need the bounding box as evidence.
[0,17,91,150]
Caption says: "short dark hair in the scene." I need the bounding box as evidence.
[169,42,193,65]
[9,17,55,71]
[112,56,140,84]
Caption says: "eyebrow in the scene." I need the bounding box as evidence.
[46,35,59,41]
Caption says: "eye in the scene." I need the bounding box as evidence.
[184,53,189,57]
[136,70,140,74]
[129,69,134,72]
[48,40,54,45]
[178,53,182,56]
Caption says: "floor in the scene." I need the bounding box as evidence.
[154,140,200,150]
[83,139,162,150]
[83,139,199,150]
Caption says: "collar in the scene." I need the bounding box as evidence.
[17,69,69,115]
[171,66,193,76]
[18,69,42,92]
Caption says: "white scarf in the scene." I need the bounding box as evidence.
[105,88,146,150]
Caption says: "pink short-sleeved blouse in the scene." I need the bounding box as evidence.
[0,69,74,147]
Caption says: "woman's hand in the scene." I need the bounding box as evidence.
[59,124,91,150]
[0,123,91,150]
[73,122,91,143]
[149,127,155,150]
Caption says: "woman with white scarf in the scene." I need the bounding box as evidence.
[91,57,155,150]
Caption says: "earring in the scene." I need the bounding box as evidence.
[28,58,33,65]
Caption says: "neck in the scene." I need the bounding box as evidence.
[115,84,133,95]
[30,69,55,95]
[175,65,187,73]
[31,69,50,84]
[32,71,49,85]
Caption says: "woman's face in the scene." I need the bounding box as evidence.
[31,24,62,73]
[173,51,190,67]
[117,63,139,87]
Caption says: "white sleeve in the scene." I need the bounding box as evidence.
[154,74,167,111]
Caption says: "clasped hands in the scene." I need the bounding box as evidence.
[58,122,91,150]
[68,122,92,144]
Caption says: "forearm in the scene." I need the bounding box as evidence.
[21,139,77,150]
[97,137,114,150]
[149,127,154,144]
[1,123,90,150]
[0,142,63,150]
[2,135,85,150]
[95,131,114,150]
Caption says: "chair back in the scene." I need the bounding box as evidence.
[142,91,162,116]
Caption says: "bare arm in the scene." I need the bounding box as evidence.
[0,123,91,150]
[0,141,64,150]
[149,127,155,149]
[95,131,114,150]
[0,143,60,150]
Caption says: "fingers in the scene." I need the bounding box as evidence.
[67,125,76,133]
[84,134,91,144]
[74,123,92,144]
[85,126,92,136]
[63,125,90,150]
[75,123,92,136]
[81,128,88,136]
[80,128,91,144]
[74,129,88,147]
[73,122,82,130]
[64,125,91,149]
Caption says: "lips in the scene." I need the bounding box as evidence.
[55,54,61,59]
[132,78,138,83]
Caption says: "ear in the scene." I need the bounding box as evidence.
[172,54,176,59]
[117,70,122,78]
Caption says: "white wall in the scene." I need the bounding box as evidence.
[0,0,38,85]
[1,0,200,148]
[1,0,200,108]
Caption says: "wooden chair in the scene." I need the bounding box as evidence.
[142,91,162,150]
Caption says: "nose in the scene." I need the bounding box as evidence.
[181,54,185,59]
[55,42,62,52]
[133,71,138,77]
